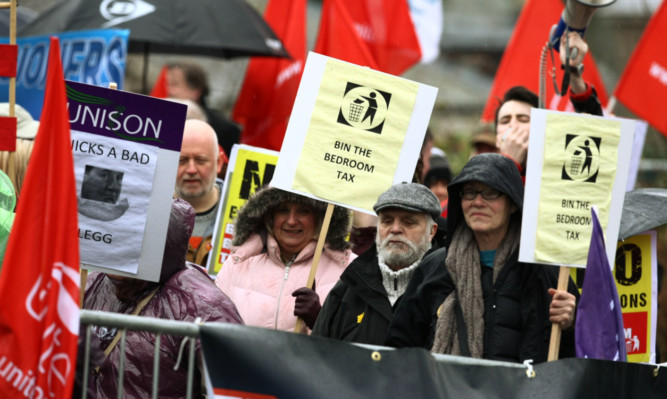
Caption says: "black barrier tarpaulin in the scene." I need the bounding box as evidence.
[199,323,667,399]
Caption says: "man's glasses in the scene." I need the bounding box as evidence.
[460,188,503,201]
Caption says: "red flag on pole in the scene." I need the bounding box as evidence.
[0,37,80,399]
[614,2,667,138]
[0,44,18,77]
[233,0,307,151]
[481,0,608,122]
[149,65,169,99]
[314,0,421,76]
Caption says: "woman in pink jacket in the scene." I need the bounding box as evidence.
[215,187,356,332]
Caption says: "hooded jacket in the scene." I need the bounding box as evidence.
[387,154,579,363]
[83,198,243,399]
[215,187,356,331]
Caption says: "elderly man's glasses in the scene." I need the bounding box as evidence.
[460,188,503,201]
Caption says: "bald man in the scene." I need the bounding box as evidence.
[175,119,223,265]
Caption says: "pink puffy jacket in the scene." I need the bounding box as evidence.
[215,233,356,331]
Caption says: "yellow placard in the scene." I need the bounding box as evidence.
[570,232,656,363]
[292,58,420,211]
[535,113,621,265]
[615,234,654,363]
[210,148,278,274]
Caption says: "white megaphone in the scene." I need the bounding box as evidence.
[550,0,617,52]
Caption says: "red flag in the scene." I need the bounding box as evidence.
[314,0,421,76]
[0,37,80,399]
[0,44,18,77]
[233,0,307,151]
[614,2,667,138]
[150,65,169,99]
[481,0,609,122]
[0,116,17,151]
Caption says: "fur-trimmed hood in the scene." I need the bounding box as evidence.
[233,187,352,251]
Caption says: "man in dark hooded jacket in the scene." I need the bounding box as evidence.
[386,154,579,364]
[81,198,243,398]
[312,183,444,345]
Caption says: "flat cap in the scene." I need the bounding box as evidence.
[373,182,442,220]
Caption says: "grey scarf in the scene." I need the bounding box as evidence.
[431,219,520,357]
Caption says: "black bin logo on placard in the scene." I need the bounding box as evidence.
[337,82,391,134]
[562,134,602,183]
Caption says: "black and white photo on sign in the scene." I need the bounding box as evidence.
[79,165,128,221]
[72,130,158,274]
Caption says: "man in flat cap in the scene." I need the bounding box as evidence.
[313,182,444,345]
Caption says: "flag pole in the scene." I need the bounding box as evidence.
[294,202,334,333]
[1,0,18,191]
[605,95,617,115]
[547,265,571,361]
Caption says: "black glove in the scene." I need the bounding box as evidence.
[292,284,321,329]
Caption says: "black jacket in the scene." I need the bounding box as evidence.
[385,153,580,363]
[385,247,579,363]
[571,85,603,117]
[313,232,445,346]
[312,245,394,345]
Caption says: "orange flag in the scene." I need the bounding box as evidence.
[233,0,307,151]
[614,2,667,138]
[481,0,608,122]
[314,0,421,76]
[0,37,80,398]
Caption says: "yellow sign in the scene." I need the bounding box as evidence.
[291,57,420,211]
[209,146,278,274]
[535,113,621,265]
[570,232,657,363]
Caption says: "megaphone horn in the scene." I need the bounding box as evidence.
[550,0,616,51]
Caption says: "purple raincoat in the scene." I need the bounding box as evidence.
[82,199,243,398]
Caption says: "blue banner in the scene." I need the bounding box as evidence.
[0,29,128,119]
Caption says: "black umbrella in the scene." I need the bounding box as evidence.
[619,188,667,240]
[0,6,37,37]
[18,0,290,90]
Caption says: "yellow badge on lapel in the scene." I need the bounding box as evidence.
[357,312,364,324]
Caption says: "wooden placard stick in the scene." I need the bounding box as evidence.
[5,0,17,189]
[547,265,571,361]
[294,203,335,333]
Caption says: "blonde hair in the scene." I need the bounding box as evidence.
[0,139,35,202]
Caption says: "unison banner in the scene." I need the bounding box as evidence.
[67,81,186,281]
[200,324,667,398]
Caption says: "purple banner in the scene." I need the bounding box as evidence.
[66,81,187,152]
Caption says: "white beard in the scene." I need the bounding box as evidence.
[376,232,431,269]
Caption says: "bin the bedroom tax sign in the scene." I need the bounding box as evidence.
[520,109,635,268]
[271,52,438,213]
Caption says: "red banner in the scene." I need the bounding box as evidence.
[232,0,307,151]
[481,0,608,122]
[0,37,80,399]
[314,0,421,76]
[614,2,667,138]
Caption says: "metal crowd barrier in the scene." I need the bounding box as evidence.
[79,309,202,399]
